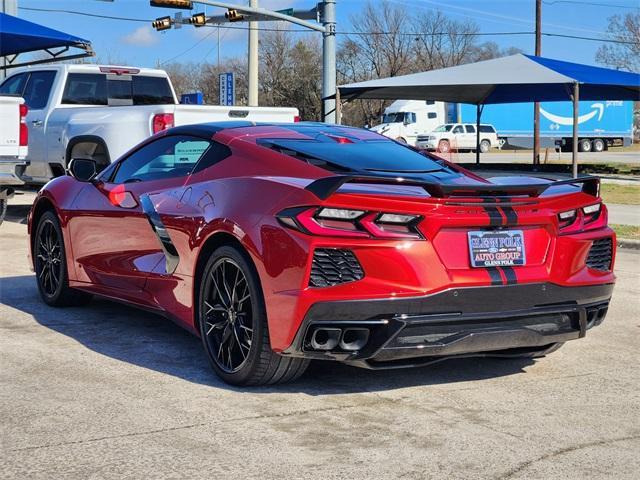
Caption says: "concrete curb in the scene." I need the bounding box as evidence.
[617,238,640,250]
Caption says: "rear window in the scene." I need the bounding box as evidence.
[258,134,444,174]
[480,125,496,133]
[62,73,174,106]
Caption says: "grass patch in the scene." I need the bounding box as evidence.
[611,224,640,240]
[601,184,640,205]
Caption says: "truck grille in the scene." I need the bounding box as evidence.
[586,238,613,271]
[309,248,364,288]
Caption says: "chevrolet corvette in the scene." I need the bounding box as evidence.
[28,122,616,385]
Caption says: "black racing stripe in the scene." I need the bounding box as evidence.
[501,266,518,285]
[500,205,518,226]
[486,267,503,285]
[481,199,504,227]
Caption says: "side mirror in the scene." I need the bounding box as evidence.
[68,158,97,182]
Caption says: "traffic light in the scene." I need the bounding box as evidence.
[149,0,193,9]
[225,9,245,22]
[151,16,172,31]
[189,12,207,27]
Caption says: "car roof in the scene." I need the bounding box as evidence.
[167,122,378,140]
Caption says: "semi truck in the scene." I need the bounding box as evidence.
[372,99,634,152]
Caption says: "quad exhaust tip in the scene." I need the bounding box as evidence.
[310,328,341,350]
[309,327,370,352]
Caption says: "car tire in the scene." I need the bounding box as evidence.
[34,211,93,307]
[438,140,451,153]
[592,138,605,153]
[479,140,491,153]
[198,245,309,386]
[395,137,407,144]
[578,139,592,152]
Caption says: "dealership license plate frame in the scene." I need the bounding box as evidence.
[468,230,526,268]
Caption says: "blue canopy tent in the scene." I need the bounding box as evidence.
[337,54,640,176]
[0,12,93,70]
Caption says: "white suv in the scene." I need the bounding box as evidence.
[415,123,498,153]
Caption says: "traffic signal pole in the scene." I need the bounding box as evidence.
[248,0,258,106]
[321,0,336,123]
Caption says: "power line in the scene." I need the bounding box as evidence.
[543,0,639,8]
[17,5,638,45]
[19,6,150,22]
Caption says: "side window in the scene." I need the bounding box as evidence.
[453,125,464,134]
[405,112,416,124]
[480,125,496,133]
[427,112,437,119]
[132,76,175,105]
[192,142,232,173]
[23,71,56,110]
[62,73,108,105]
[425,100,435,105]
[111,135,211,184]
[0,73,28,96]
[466,125,476,133]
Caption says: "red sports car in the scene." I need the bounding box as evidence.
[28,122,615,385]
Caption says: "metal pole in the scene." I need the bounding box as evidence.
[335,87,341,125]
[476,104,482,165]
[533,0,542,166]
[322,0,336,124]
[217,26,220,68]
[248,0,259,106]
[572,82,579,178]
[1,0,18,80]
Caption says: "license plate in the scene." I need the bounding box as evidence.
[468,230,526,267]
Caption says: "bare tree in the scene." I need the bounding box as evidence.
[259,29,322,120]
[471,42,522,62]
[411,11,479,70]
[596,12,640,72]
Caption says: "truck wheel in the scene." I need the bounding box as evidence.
[438,140,451,153]
[578,139,592,152]
[479,140,491,153]
[395,137,407,144]
[592,138,605,152]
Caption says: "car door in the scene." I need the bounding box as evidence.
[464,124,477,149]
[67,134,212,298]
[21,71,57,180]
[451,124,465,149]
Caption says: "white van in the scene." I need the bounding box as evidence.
[369,100,446,146]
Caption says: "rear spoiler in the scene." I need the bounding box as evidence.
[305,175,600,200]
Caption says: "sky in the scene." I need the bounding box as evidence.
[14,0,639,69]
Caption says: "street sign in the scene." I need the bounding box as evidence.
[219,72,235,106]
[275,8,294,16]
[180,92,203,104]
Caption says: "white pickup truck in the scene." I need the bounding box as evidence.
[0,95,28,224]
[0,64,299,184]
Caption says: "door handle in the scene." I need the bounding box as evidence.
[31,120,43,127]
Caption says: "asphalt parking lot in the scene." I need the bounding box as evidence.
[1,192,639,480]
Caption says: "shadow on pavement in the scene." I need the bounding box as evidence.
[0,274,535,394]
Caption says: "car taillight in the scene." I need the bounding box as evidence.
[277,206,423,239]
[152,113,174,134]
[294,115,301,122]
[558,202,607,234]
[19,103,28,147]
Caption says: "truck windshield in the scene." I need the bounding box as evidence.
[381,112,406,124]
[433,124,454,132]
[62,73,175,106]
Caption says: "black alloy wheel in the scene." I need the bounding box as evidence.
[199,245,309,385]
[34,211,92,307]
[202,257,254,373]
[35,217,63,297]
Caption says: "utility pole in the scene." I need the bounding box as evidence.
[1,0,18,80]
[533,0,541,165]
[248,0,258,106]
[321,0,336,123]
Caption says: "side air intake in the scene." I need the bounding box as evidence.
[309,248,364,287]
[586,238,613,271]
